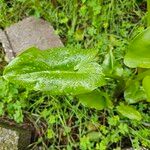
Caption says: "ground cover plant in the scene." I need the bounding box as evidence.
[0,0,150,149]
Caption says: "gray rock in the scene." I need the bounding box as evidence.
[0,16,63,61]
[0,29,15,61]
[0,120,31,150]
[0,126,18,150]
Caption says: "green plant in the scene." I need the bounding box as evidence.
[122,0,150,113]
[2,45,146,122]
[3,47,105,95]
[0,77,28,123]
[0,0,150,149]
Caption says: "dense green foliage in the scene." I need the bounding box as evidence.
[0,0,150,150]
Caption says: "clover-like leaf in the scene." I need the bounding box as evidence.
[3,47,105,95]
[124,27,150,68]
[0,77,8,98]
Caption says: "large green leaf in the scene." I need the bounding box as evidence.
[124,27,150,68]
[142,76,150,102]
[3,47,105,95]
[117,104,142,121]
[77,90,113,110]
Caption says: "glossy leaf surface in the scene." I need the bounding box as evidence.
[124,27,150,68]
[117,104,142,121]
[3,47,105,95]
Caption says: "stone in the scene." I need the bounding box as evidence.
[0,29,14,61]
[0,17,63,61]
[0,120,32,150]
[0,127,18,150]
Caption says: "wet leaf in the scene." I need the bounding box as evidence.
[117,104,142,121]
[3,47,105,95]
[124,27,150,68]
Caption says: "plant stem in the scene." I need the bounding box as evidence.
[147,0,150,26]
